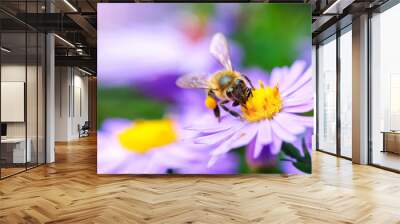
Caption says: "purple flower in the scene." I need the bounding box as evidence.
[98,118,239,174]
[187,60,314,167]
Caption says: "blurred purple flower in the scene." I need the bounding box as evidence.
[246,140,278,168]
[186,60,314,167]
[297,39,312,67]
[98,3,242,89]
[134,74,182,102]
[97,118,238,174]
[211,4,241,36]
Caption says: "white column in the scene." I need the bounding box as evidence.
[45,1,55,163]
[46,33,55,163]
[352,14,369,164]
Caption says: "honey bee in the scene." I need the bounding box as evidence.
[176,33,254,120]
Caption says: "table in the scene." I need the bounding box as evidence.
[1,138,31,163]
[381,131,400,154]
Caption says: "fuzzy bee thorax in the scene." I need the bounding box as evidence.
[209,70,242,99]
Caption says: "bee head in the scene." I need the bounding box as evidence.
[226,86,234,98]
[226,79,247,101]
[234,79,245,87]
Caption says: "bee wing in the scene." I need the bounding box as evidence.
[209,33,233,71]
[176,74,209,89]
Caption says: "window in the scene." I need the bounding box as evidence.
[370,3,400,171]
[317,36,337,154]
[339,28,352,158]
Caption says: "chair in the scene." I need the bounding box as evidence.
[79,121,90,138]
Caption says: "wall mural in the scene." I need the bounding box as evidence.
[97,3,313,174]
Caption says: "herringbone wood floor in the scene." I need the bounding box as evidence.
[1,135,400,224]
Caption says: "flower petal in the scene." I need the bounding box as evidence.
[152,149,190,168]
[210,126,250,156]
[100,118,132,133]
[194,122,244,144]
[283,101,314,113]
[283,95,313,108]
[270,119,296,142]
[210,138,235,157]
[274,112,306,135]
[230,123,258,148]
[253,134,264,158]
[185,119,234,133]
[257,120,272,145]
[281,67,311,97]
[269,67,287,87]
[289,114,314,127]
[280,60,307,91]
[207,155,220,168]
[181,153,239,174]
[284,79,314,100]
[270,132,283,154]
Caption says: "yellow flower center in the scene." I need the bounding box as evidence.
[241,81,282,122]
[118,119,177,154]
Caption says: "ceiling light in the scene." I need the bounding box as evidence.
[322,0,354,15]
[323,0,342,14]
[63,0,78,12]
[54,34,75,48]
[78,67,93,76]
[1,47,11,53]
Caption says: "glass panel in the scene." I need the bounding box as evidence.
[1,31,27,177]
[38,32,45,165]
[371,4,400,171]
[27,31,38,169]
[0,1,46,178]
[26,0,39,170]
[339,29,352,158]
[317,37,337,154]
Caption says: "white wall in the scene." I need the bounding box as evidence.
[1,82,25,122]
[55,67,70,141]
[55,67,89,141]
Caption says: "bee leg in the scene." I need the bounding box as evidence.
[207,90,221,121]
[208,89,219,100]
[246,86,253,98]
[243,75,255,90]
[220,100,242,118]
[213,105,221,122]
[232,101,239,107]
